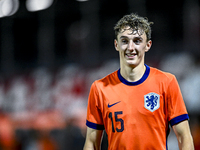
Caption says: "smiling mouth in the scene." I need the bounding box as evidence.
[126,53,137,59]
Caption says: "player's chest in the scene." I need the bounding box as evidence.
[101,84,165,117]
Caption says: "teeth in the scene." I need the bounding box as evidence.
[126,54,135,56]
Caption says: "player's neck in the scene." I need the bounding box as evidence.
[120,63,146,82]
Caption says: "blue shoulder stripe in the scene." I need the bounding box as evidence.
[170,114,189,126]
[86,120,105,130]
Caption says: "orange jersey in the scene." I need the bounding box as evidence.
[86,64,188,150]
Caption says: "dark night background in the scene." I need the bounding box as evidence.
[0,0,199,74]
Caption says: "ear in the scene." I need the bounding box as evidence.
[114,39,119,51]
[145,40,152,52]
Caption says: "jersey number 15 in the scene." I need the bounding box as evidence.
[108,111,124,132]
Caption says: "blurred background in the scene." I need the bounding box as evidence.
[0,0,200,149]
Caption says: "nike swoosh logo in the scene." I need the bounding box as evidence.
[108,101,121,108]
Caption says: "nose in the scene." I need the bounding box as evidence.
[127,41,134,51]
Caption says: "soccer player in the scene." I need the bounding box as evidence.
[83,13,194,150]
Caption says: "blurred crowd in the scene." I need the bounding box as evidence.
[0,52,200,150]
[0,59,118,150]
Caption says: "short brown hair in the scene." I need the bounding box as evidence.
[114,13,153,41]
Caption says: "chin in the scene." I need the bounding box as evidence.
[126,60,137,66]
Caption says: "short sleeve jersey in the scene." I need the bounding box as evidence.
[86,65,189,150]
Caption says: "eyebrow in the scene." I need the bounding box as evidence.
[120,36,128,39]
[119,36,143,41]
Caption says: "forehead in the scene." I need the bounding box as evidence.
[117,27,147,40]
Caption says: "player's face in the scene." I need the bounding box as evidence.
[114,27,152,68]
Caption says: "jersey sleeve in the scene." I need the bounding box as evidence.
[167,75,189,126]
[86,81,104,130]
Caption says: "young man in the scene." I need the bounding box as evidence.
[83,13,194,150]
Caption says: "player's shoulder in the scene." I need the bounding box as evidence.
[150,66,176,81]
[93,70,118,87]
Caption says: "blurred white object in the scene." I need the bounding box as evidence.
[0,0,19,18]
[159,52,194,80]
[26,0,53,12]
[180,67,200,113]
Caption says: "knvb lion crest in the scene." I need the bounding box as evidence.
[144,93,160,112]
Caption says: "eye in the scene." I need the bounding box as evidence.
[121,39,128,44]
[134,38,142,45]
[135,40,140,44]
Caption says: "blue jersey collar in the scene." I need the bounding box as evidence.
[117,64,150,86]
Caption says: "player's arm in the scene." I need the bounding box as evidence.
[83,127,104,150]
[172,120,194,150]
